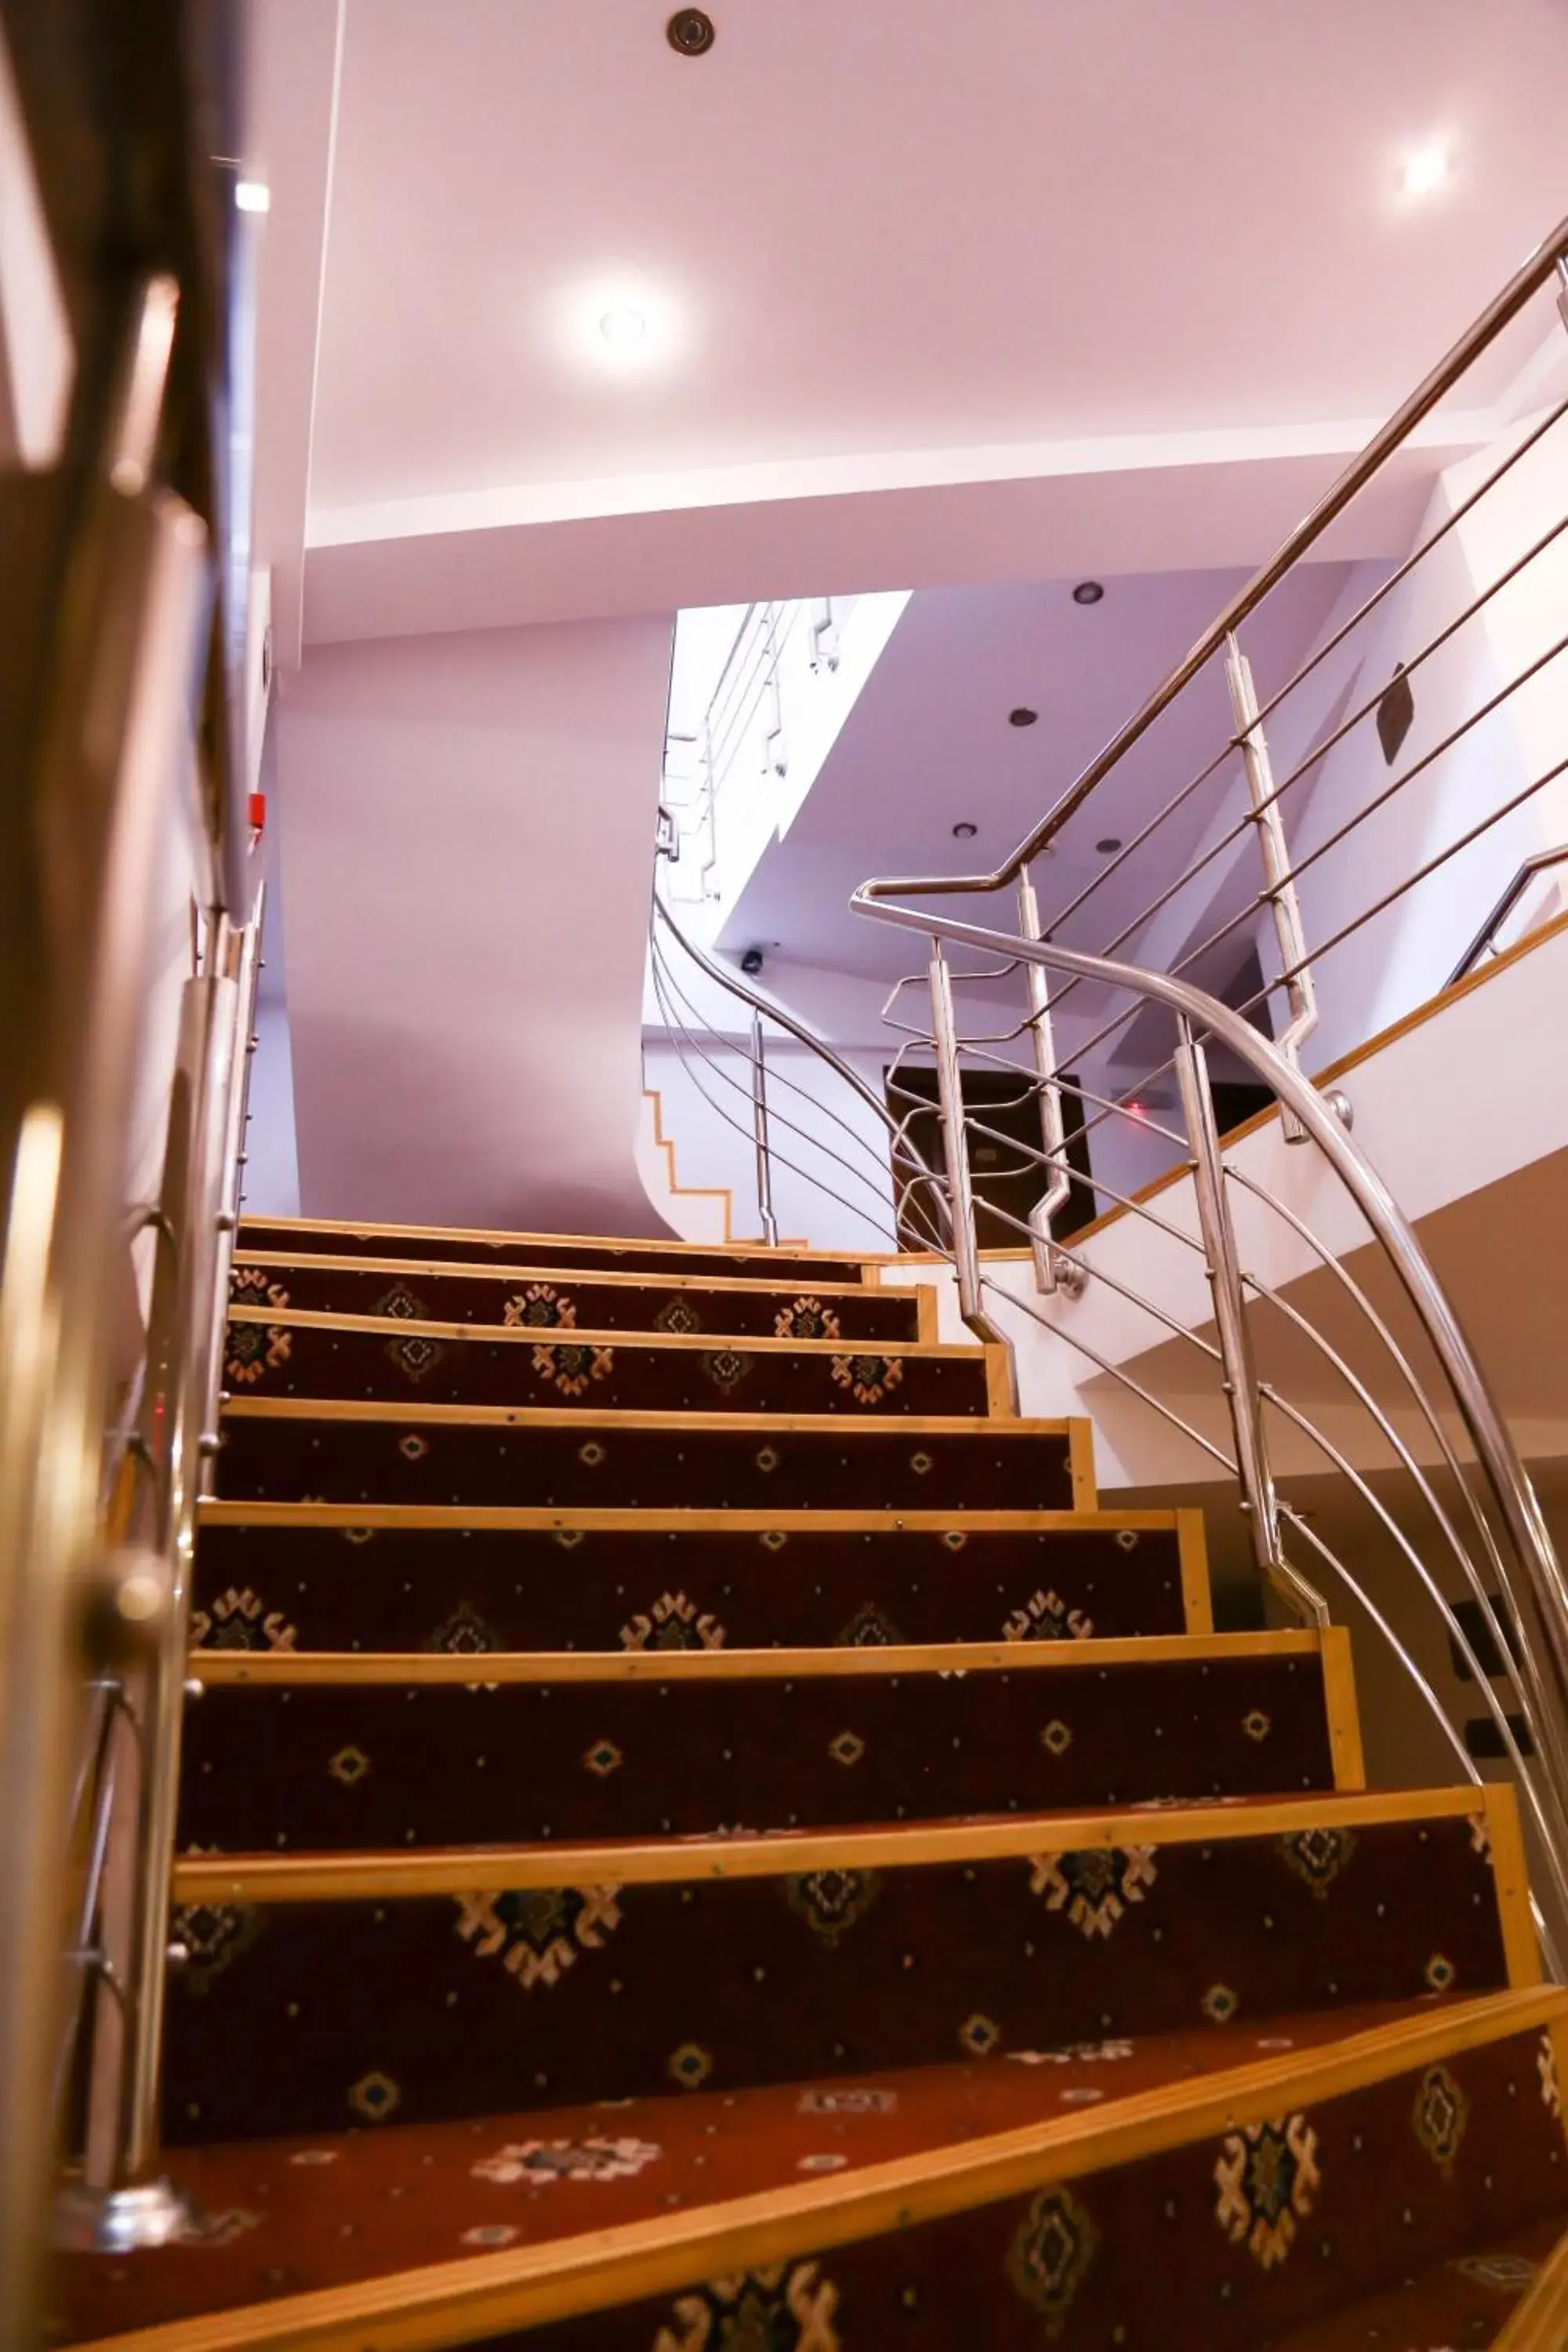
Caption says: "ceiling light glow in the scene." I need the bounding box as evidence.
[557,275,690,376]
[234,180,270,214]
[1400,142,1449,199]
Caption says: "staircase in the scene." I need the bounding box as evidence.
[50,1218,1568,2351]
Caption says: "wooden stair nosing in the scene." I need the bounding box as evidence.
[224,1306,985,1363]
[232,1250,930,1305]
[238,1214,885,1271]
[196,1502,1161,1532]
[1495,2207,1568,2350]
[188,1627,1326,1686]
[171,1779,1520,1907]
[217,1399,1078,1436]
[65,1987,1568,2352]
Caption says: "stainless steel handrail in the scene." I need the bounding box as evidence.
[0,10,262,2292]
[851,887,1568,1900]
[1449,846,1568,985]
[855,209,1568,908]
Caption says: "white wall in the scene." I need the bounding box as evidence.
[275,613,676,1234]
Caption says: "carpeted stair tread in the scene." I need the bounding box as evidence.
[162,1791,1515,2140]
[477,2010,1568,2352]
[234,1255,926,1341]
[177,1637,1342,1850]
[56,1997,1568,2351]
[191,1515,1193,1650]
[216,1407,1082,1513]
[1268,2209,1568,2348]
[238,1220,870,1284]
[222,1311,994,1417]
[48,1997,1481,2347]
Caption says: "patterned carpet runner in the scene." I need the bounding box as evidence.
[48,1223,1568,2350]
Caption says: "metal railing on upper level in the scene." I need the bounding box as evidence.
[662,597,850,906]
[0,0,263,2310]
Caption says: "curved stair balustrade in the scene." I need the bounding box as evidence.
[849,885,1568,1949]
[648,883,953,1266]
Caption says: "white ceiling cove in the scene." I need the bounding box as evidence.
[249,0,1568,646]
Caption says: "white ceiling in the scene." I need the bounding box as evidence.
[249,0,1568,647]
[310,0,1560,502]
[720,562,1355,985]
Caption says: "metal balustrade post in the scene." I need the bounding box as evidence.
[1173,1021,1327,1627]
[928,940,985,1330]
[762,603,788,779]
[58,898,262,2251]
[750,1011,779,1247]
[1017,869,1082,1298]
[1224,630,1319,1141]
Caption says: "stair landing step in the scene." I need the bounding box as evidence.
[52,1991,1566,2351]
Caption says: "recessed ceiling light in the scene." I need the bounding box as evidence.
[666,8,716,53]
[234,180,270,213]
[1096,837,1122,855]
[559,278,688,375]
[952,822,978,839]
[1073,581,1105,606]
[1008,707,1038,728]
[1400,141,1450,199]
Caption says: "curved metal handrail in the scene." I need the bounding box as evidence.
[850,886,1568,1750]
[854,210,1568,907]
[650,892,951,1249]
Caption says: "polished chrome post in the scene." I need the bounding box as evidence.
[1224,631,1318,1142]
[1017,868,1080,1298]
[762,603,788,779]
[928,940,985,1329]
[1174,1020,1326,1626]
[60,898,260,2250]
[750,1010,779,1247]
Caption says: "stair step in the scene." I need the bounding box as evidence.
[238,1218,874,1285]
[162,1787,1531,2142]
[180,1632,1352,1851]
[1272,2209,1568,2348]
[233,1254,930,1341]
[222,1310,1000,1417]
[193,1508,1205,1650]
[216,1406,1088,1514]
[54,1991,1568,2351]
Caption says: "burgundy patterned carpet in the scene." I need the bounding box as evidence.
[47,1224,1568,2348]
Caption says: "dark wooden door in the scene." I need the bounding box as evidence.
[887,1066,1095,1255]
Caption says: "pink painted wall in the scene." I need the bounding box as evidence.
[275,615,676,1234]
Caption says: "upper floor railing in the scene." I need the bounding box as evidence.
[662,596,853,906]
